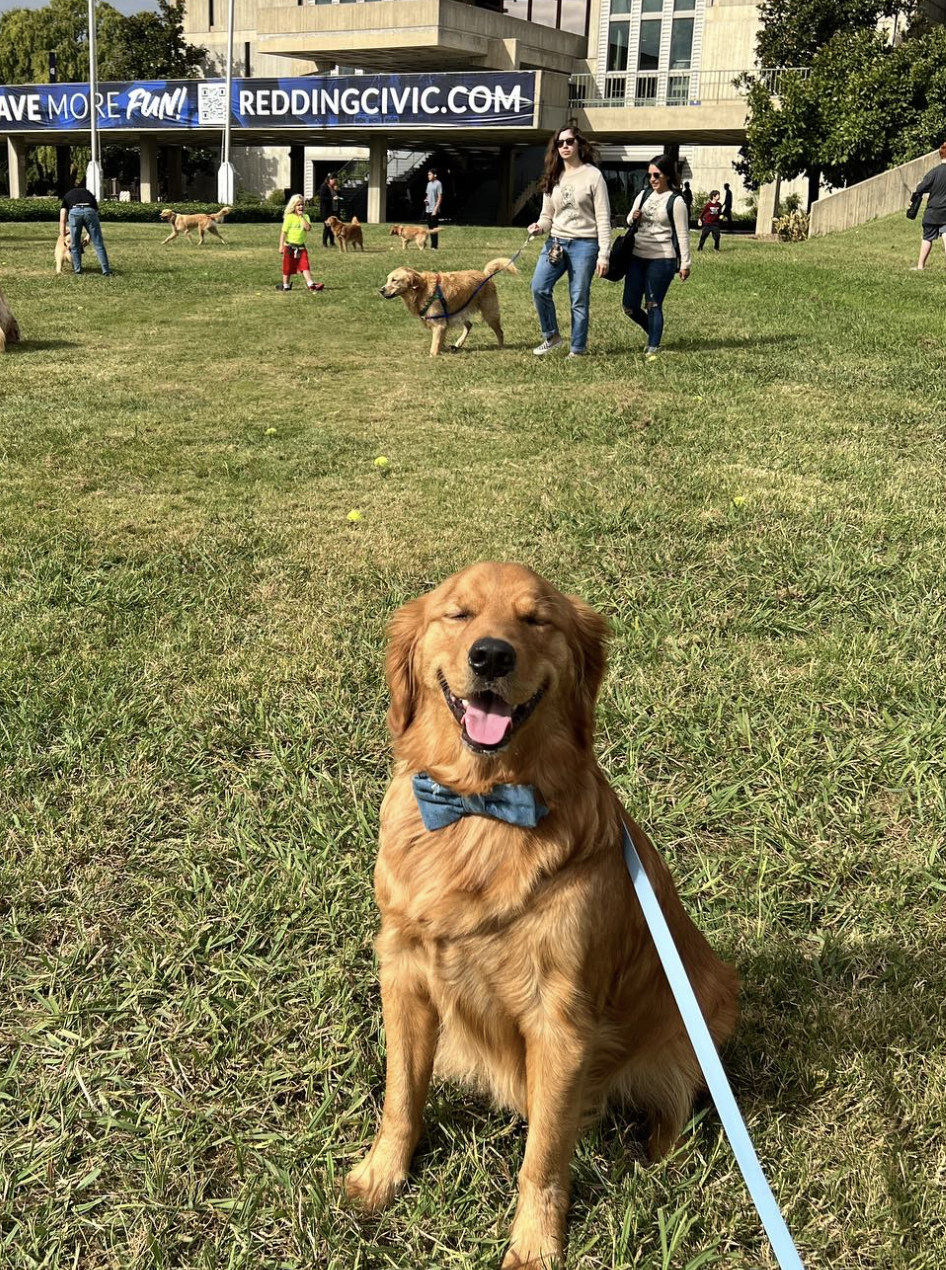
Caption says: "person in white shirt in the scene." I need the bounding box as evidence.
[622,155,691,359]
[528,126,612,358]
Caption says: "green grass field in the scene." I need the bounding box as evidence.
[1,215,945,1269]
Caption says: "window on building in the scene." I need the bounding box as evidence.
[669,16,694,67]
[637,19,661,70]
[641,0,663,13]
[607,20,631,71]
[208,0,214,27]
[609,0,631,12]
[673,0,696,9]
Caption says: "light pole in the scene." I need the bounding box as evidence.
[217,0,236,202]
[85,0,102,197]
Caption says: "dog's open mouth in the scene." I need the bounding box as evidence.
[439,674,545,753]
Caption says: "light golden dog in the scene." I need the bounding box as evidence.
[389,223,432,250]
[159,206,231,245]
[54,227,91,275]
[326,215,365,252]
[346,562,739,1268]
[379,257,517,356]
[0,282,20,353]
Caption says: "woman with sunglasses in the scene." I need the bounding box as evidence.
[622,155,691,359]
[528,125,612,358]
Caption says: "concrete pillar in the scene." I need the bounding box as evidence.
[140,138,159,202]
[496,145,515,226]
[6,136,27,198]
[56,145,72,197]
[662,142,681,184]
[289,143,305,196]
[367,135,388,224]
[755,178,781,236]
[166,145,183,201]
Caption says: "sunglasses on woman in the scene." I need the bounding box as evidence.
[557,137,577,148]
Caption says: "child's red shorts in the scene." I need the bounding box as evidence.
[283,245,310,275]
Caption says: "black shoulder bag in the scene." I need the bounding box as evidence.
[603,189,650,283]
[906,193,922,221]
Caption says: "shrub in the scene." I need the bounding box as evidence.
[0,198,283,223]
[774,208,810,241]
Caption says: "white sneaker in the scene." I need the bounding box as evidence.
[533,334,564,356]
[644,346,661,360]
[567,350,587,359]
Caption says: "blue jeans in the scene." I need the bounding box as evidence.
[622,255,677,349]
[69,207,111,275]
[531,237,599,353]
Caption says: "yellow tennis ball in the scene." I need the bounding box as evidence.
[265,427,277,436]
[732,495,747,507]
[347,510,363,522]
[374,456,390,468]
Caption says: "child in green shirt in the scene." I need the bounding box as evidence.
[278,194,324,293]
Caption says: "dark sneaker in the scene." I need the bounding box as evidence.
[308,282,324,292]
[276,283,291,292]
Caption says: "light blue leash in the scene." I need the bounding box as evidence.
[621,824,805,1270]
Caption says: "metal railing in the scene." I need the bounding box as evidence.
[568,67,809,109]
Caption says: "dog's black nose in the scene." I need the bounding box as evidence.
[468,638,516,680]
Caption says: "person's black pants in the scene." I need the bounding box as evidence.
[322,219,335,248]
[427,214,439,249]
[698,226,721,252]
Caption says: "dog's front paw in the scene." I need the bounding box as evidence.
[344,1153,407,1213]
[501,1245,564,1270]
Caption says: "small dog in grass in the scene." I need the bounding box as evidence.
[54,226,91,275]
[379,257,517,356]
[389,223,433,250]
[0,282,20,353]
[159,206,232,245]
[346,562,739,1269]
[325,215,364,252]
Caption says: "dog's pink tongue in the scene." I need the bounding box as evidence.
[463,698,512,746]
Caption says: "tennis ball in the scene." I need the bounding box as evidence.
[374,456,390,468]
[731,495,747,507]
[347,510,363,522]
[265,427,277,436]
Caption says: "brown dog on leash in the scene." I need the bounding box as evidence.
[346,562,739,1269]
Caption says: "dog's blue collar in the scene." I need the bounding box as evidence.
[412,772,548,832]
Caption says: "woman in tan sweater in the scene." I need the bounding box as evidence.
[528,126,612,358]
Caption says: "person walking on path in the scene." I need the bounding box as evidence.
[424,168,443,249]
[319,174,337,248]
[59,180,112,276]
[528,125,611,358]
[697,191,723,252]
[277,194,324,293]
[621,154,690,360]
[682,181,694,223]
[722,182,734,227]
[909,142,946,271]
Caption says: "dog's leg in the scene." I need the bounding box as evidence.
[345,961,437,1212]
[429,322,447,357]
[161,230,177,244]
[502,1029,587,1269]
[452,321,473,351]
[209,225,225,243]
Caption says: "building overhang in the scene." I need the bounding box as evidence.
[573,100,748,145]
[257,0,587,74]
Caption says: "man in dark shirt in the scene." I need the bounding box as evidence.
[59,181,112,276]
[319,173,337,248]
[910,141,946,271]
[697,191,723,251]
[681,181,694,223]
[722,182,733,227]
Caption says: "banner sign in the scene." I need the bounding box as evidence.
[0,73,537,133]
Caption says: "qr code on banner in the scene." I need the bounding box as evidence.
[198,82,228,126]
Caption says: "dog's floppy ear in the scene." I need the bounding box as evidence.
[386,594,428,738]
[566,594,609,750]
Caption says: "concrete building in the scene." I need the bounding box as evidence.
[180,0,789,211]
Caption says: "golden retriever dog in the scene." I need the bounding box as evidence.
[346,562,739,1268]
[159,206,232,245]
[379,257,518,356]
[0,282,20,353]
[389,223,432,250]
[54,227,91,275]
[325,215,365,252]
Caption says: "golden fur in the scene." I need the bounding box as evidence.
[389,223,432,250]
[159,206,231,245]
[325,215,364,252]
[54,227,91,275]
[379,258,518,357]
[0,283,19,353]
[346,562,739,1268]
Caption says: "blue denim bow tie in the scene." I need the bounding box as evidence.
[412,772,549,832]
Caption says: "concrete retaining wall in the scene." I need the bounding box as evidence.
[808,150,939,237]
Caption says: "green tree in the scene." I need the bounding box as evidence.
[741,26,946,190]
[755,0,911,68]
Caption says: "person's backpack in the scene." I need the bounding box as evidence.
[603,187,682,282]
